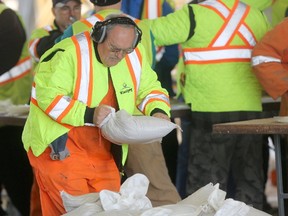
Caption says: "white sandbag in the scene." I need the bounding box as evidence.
[100,108,181,145]
[60,191,101,213]
[100,173,152,211]
[140,204,198,216]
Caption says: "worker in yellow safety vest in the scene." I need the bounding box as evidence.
[22,15,171,215]
[57,0,181,207]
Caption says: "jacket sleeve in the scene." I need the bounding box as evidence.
[34,41,87,126]
[154,1,179,97]
[29,26,62,62]
[36,30,62,58]
[136,44,171,116]
[148,4,193,46]
[252,18,288,99]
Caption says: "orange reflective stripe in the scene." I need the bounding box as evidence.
[71,36,82,100]
[125,54,137,101]
[45,95,62,114]
[184,0,254,64]
[138,90,170,113]
[0,56,32,85]
[29,39,40,61]
[81,14,104,28]
[81,19,93,28]
[57,99,75,122]
[87,34,94,106]
[209,0,239,47]
[145,0,162,19]
[135,47,142,65]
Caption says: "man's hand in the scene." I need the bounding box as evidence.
[152,112,171,122]
[93,105,113,127]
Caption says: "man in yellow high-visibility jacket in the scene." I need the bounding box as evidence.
[22,15,171,215]
[58,0,181,207]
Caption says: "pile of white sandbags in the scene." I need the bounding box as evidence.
[61,174,271,216]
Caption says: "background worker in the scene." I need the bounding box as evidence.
[58,0,181,207]
[120,0,180,186]
[0,1,33,215]
[252,17,288,212]
[29,0,81,64]
[145,0,270,210]
[22,15,171,216]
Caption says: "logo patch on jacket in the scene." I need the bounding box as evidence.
[120,83,132,94]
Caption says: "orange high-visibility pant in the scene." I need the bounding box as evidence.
[28,126,121,216]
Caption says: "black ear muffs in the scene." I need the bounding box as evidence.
[91,16,142,48]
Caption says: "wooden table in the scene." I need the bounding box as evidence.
[213,118,288,216]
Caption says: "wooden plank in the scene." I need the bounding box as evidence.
[213,118,288,135]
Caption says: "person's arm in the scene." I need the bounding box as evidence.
[0,8,26,73]
[35,42,88,127]
[153,1,179,97]
[36,29,63,58]
[148,4,195,46]
[136,44,171,117]
[252,18,288,100]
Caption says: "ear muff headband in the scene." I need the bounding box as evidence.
[91,17,142,48]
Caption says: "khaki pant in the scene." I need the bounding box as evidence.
[125,141,181,207]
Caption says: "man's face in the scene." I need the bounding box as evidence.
[98,25,135,67]
[52,0,81,32]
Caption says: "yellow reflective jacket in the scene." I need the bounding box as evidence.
[147,0,270,112]
[22,33,170,159]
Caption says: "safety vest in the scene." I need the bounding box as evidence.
[179,0,269,112]
[23,32,170,161]
[141,0,163,19]
[0,5,32,105]
[150,0,269,112]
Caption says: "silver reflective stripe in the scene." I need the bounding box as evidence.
[29,38,40,62]
[138,93,169,112]
[31,85,36,100]
[213,3,247,47]
[48,96,71,120]
[147,0,159,19]
[184,48,251,62]
[251,55,281,66]
[127,50,141,94]
[75,33,91,104]
[239,25,255,46]
[200,1,254,47]
[86,15,101,26]
[0,58,32,84]
[200,0,229,17]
